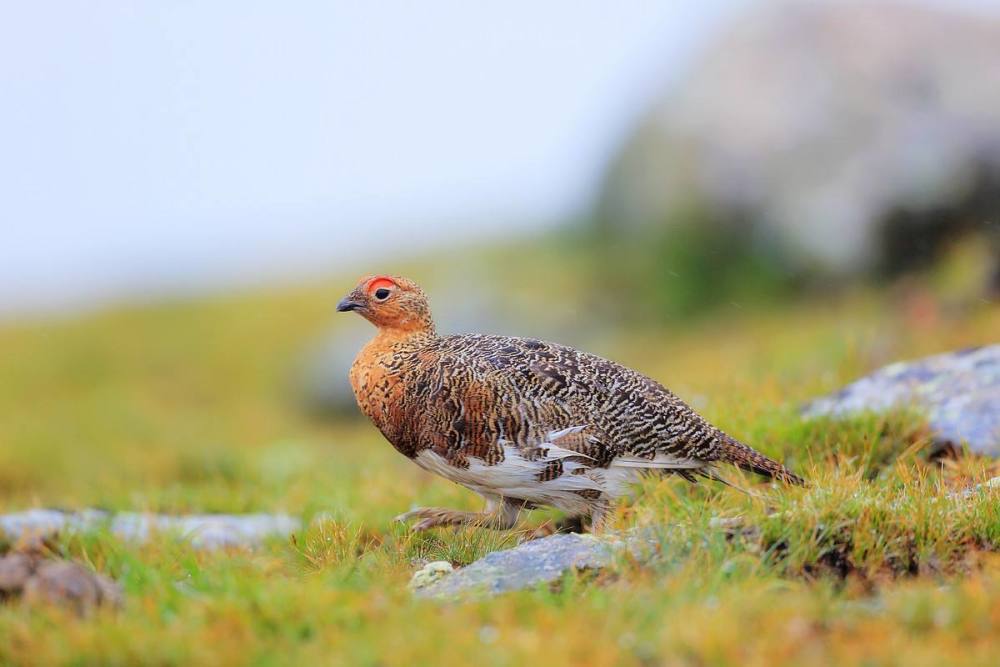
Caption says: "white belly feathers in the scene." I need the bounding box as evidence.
[411,426,707,514]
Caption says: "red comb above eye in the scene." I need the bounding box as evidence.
[367,277,396,293]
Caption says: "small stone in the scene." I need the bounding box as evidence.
[409,561,454,589]
[23,561,100,614]
[22,560,122,616]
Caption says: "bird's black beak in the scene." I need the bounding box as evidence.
[336,297,363,312]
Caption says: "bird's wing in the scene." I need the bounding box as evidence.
[426,334,719,467]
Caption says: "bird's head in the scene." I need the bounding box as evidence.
[336,275,435,335]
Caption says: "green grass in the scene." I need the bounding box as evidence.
[0,260,998,666]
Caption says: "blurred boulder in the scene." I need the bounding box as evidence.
[598,2,1000,276]
[804,345,1000,456]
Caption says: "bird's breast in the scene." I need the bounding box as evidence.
[349,339,429,457]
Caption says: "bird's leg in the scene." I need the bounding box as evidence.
[395,497,521,532]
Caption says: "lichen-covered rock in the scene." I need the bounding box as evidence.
[803,345,1000,456]
[409,561,454,590]
[415,533,642,599]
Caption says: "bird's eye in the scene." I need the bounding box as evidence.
[374,288,391,301]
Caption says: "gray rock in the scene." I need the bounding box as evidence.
[415,533,644,599]
[803,345,1000,456]
[0,510,301,549]
[22,560,123,615]
[599,2,1000,274]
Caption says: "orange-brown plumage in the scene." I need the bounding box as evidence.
[338,275,804,531]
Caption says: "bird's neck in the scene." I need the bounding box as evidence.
[354,327,434,382]
[370,325,436,349]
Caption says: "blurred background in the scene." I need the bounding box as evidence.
[1,0,997,512]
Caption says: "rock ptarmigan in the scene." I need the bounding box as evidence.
[337,275,804,531]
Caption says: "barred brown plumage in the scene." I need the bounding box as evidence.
[337,275,805,532]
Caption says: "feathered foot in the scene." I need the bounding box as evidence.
[395,500,521,532]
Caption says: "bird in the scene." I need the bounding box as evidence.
[337,274,805,532]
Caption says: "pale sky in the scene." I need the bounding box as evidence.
[1,1,994,316]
